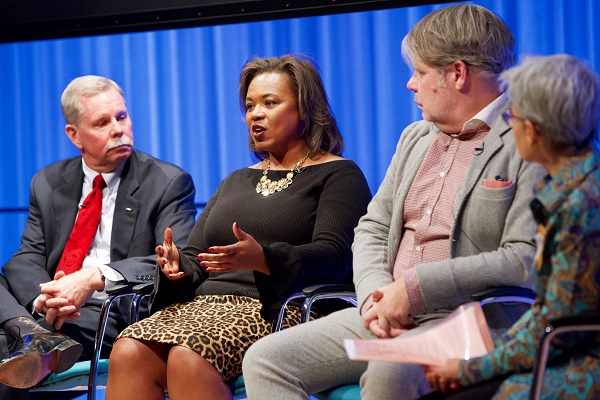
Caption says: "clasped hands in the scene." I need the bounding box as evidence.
[362,277,417,338]
[36,266,105,329]
[156,222,269,280]
[361,278,461,394]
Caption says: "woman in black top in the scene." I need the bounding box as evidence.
[106,54,371,400]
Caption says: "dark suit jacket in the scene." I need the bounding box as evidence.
[2,150,197,311]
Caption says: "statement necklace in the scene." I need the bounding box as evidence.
[256,151,311,196]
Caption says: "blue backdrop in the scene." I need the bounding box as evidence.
[0,0,598,265]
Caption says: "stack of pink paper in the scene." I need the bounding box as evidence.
[344,302,495,366]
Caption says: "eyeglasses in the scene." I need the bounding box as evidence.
[501,109,527,127]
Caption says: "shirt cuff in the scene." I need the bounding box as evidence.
[32,294,45,316]
[360,295,375,316]
[97,265,125,292]
[402,268,426,316]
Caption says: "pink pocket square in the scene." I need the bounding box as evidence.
[482,178,512,188]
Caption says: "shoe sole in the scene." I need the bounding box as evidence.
[0,340,83,389]
[0,352,45,389]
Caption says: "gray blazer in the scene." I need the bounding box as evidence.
[352,115,547,322]
[2,150,197,310]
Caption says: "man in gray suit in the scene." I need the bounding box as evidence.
[243,4,547,400]
[0,75,196,398]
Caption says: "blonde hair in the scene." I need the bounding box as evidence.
[402,4,515,81]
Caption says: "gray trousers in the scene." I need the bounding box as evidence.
[243,302,527,400]
[243,307,445,400]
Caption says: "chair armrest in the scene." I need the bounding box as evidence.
[106,283,135,296]
[300,284,357,323]
[530,311,600,400]
[470,287,536,301]
[547,311,600,329]
[273,284,357,332]
[303,284,355,297]
[471,287,536,306]
[133,282,154,295]
[130,282,154,323]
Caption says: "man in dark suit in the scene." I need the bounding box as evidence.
[0,75,197,398]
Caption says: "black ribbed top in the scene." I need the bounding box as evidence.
[151,159,371,317]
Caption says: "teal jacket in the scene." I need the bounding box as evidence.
[461,151,600,399]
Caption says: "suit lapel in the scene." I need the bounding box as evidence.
[111,153,140,262]
[54,162,84,249]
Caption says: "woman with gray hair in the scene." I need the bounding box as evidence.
[424,54,600,399]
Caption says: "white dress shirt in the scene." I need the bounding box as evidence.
[80,160,126,300]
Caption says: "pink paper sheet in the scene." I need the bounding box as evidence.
[344,302,495,367]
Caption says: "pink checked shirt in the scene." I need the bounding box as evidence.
[396,125,489,315]
[362,94,508,317]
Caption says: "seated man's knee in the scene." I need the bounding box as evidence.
[361,361,431,399]
[243,335,272,376]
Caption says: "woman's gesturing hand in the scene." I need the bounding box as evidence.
[198,222,270,275]
[156,226,184,280]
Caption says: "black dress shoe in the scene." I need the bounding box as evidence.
[0,332,83,389]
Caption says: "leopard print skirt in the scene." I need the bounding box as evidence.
[117,295,303,382]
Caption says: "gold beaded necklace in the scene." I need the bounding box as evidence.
[256,151,311,196]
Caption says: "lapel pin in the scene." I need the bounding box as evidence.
[125,207,133,212]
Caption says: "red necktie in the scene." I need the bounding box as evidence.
[56,174,107,275]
